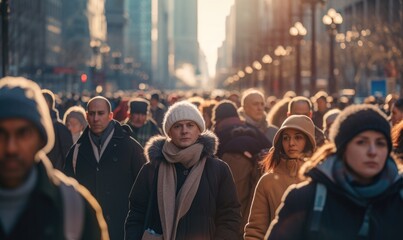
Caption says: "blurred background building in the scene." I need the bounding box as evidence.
[0,0,402,98]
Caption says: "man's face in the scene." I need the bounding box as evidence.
[168,120,201,148]
[290,101,312,118]
[391,105,403,126]
[0,118,43,189]
[316,98,328,112]
[86,99,113,136]
[129,113,147,128]
[243,94,265,122]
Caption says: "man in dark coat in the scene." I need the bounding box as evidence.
[42,89,73,170]
[0,77,108,240]
[64,96,146,240]
[125,101,241,239]
[123,97,161,146]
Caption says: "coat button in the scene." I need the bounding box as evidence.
[113,157,118,162]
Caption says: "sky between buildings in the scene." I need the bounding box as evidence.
[198,0,234,78]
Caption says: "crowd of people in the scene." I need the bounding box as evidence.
[1,75,403,240]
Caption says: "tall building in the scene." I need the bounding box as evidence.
[61,0,91,72]
[105,0,126,89]
[124,0,152,88]
[6,0,63,89]
[171,0,199,88]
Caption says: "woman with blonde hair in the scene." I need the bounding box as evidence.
[244,115,316,240]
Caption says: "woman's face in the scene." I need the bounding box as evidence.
[343,130,389,184]
[66,117,84,135]
[281,128,307,159]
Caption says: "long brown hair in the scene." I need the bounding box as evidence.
[260,130,314,172]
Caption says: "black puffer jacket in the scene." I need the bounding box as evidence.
[125,131,242,240]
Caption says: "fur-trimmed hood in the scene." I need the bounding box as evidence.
[144,130,219,163]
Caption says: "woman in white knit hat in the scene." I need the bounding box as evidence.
[125,100,241,240]
[245,115,316,240]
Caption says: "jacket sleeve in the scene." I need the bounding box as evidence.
[129,138,147,181]
[265,182,312,240]
[63,144,75,177]
[214,160,242,239]
[244,174,271,240]
[125,164,153,240]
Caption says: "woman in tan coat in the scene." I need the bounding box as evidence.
[244,115,316,240]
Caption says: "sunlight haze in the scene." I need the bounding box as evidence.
[198,0,234,78]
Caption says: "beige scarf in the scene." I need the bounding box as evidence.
[156,141,206,240]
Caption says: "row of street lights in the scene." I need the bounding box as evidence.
[225,7,343,97]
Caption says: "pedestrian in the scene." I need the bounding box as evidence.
[125,100,241,239]
[244,115,316,240]
[266,104,403,240]
[42,89,73,170]
[287,96,326,147]
[238,88,278,144]
[64,96,146,240]
[322,108,341,141]
[123,97,161,146]
[390,98,403,126]
[63,105,87,143]
[0,77,108,240]
[149,92,166,129]
[212,100,272,238]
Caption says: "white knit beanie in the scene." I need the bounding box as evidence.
[163,101,206,136]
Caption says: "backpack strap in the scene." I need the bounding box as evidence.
[72,143,80,174]
[310,183,327,232]
[59,180,85,240]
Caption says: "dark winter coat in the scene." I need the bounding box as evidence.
[64,121,146,240]
[125,131,242,240]
[266,157,403,240]
[47,109,73,170]
[0,160,105,240]
[214,117,272,237]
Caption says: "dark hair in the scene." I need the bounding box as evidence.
[394,98,403,112]
[42,89,55,109]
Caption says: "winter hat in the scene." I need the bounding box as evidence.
[129,98,149,114]
[212,100,239,124]
[329,104,392,155]
[63,106,87,128]
[0,77,55,154]
[273,115,316,150]
[163,101,205,136]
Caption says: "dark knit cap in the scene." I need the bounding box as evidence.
[0,77,55,153]
[212,100,239,124]
[329,104,392,155]
[129,98,149,114]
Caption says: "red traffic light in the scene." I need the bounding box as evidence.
[80,74,88,83]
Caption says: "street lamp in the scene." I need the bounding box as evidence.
[302,0,326,95]
[289,22,307,95]
[323,8,343,95]
[274,45,287,96]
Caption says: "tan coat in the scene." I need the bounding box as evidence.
[244,158,305,240]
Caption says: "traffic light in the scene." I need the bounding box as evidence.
[80,73,88,83]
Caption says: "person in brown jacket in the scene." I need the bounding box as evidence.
[244,115,316,240]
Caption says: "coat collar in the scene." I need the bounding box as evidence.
[144,130,218,163]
